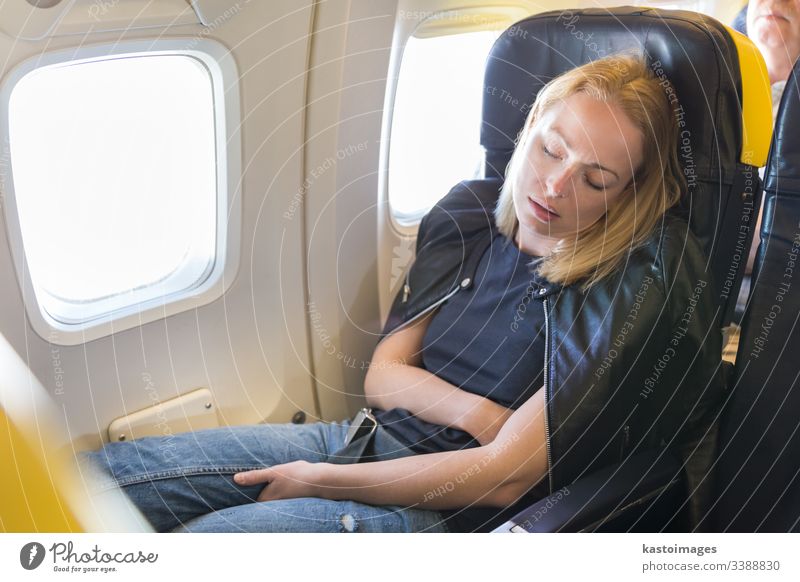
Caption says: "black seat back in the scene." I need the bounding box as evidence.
[713,60,800,532]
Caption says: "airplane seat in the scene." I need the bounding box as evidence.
[0,331,152,532]
[429,7,773,532]
[481,6,770,328]
[710,58,800,532]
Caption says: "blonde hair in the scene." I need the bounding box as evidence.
[494,54,684,291]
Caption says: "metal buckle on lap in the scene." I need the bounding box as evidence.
[343,407,377,447]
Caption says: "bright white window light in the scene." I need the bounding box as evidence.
[8,55,217,324]
[389,30,501,223]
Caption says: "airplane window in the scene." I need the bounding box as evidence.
[7,55,217,325]
[389,30,501,224]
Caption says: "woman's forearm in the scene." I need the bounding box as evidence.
[365,364,511,443]
[314,388,547,510]
[234,389,547,510]
[314,440,518,510]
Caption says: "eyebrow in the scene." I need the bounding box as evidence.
[551,125,621,181]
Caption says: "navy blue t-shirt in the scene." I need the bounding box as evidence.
[373,231,550,531]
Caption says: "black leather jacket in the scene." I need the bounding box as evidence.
[381,179,726,520]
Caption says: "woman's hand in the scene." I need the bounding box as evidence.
[234,460,325,502]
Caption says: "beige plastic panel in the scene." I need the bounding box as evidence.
[189,0,245,26]
[0,0,77,40]
[107,387,219,443]
[54,0,199,35]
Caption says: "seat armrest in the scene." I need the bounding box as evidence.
[492,448,684,532]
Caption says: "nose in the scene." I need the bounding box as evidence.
[545,166,573,198]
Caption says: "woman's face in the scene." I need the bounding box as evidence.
[511,91,644,255]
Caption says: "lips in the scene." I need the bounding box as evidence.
[760,11,789,22]
[528,197,560,222]
[530,197,559,216]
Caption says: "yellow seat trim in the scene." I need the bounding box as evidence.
[0,408,83,532]
[725,24,773,167]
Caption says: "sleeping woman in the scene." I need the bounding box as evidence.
[80,53,726,533]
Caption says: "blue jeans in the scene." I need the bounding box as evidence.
[77,419,451,533]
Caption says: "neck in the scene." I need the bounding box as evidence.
[515,225,559,256]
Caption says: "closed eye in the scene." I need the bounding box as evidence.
[584,176,604,191]
[542,144,560,159]
[543,141,609,190]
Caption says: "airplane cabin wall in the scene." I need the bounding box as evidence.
[0,0,320,451]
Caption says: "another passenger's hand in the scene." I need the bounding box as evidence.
[234,460,323,502]
[463,399,515,447]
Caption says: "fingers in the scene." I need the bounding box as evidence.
[234,468,271,486]
[256,487,273,502]
[233,469,275,502]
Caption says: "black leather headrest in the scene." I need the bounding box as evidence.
[481,7,745,185]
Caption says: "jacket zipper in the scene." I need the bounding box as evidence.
[542,295,554,494]
[402,260,413,303]
[620,424,630,460]
[391,282,463,335]
[400,253,551,488]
